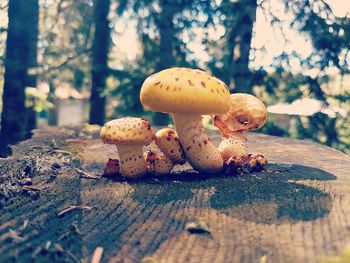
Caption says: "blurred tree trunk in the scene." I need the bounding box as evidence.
[154,0,177,125]
[227,0,257,93]
[26,0,40,133]
[157,0,176,71]
[0,0,39,154]
[89,0,110,125]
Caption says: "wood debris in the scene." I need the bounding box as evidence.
[141,256,167,263]
[22,186,42,192]
[58,205,96,217]
[18,178,32,186]
[1,229,26,242]
[32,245,42,257]
[91,247,104,263]
[185,219,211,234]
[44,240,51,251]
[53,149,72,155]
[58,222,82,241]
[54,243,80,263]
[65,138,83,143]
[51,139,58,149]
[19,219,29,231]
[30,145,49,150]
[75,168,100,179]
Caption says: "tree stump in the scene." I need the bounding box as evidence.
[0,126,350,263]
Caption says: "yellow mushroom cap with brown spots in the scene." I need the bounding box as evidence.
[100,117,155,145]
[140,67,231,115]
[155,128,186,164]
[214,93,268,135]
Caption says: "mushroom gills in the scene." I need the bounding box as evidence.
[172,113,223,173]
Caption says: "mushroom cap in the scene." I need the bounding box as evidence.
[155,128,186,164]
[214,93,268,135]
[140,67,231,115]
[100,117,155,145]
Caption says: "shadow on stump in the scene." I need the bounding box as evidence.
[129,163,336,224]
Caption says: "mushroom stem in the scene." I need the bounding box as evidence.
[117,145,148,178]
[172,113,223,172]
[218,131,247,162]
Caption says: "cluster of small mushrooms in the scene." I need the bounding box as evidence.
[100,67,268,178]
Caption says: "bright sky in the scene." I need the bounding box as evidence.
[113,0,350,72]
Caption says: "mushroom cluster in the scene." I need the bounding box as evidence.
[100,118,184,178]
[100,67,268,178]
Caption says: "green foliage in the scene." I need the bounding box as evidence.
[110,0,213,124]
[25,87,53,113]
[39,0,94,90]
[258,120,290,137]
[286,0,350,73]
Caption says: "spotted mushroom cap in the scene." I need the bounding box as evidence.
[155,128,186,164]
[140,67,231,115]
[100,117,155,145]
[214,93,268,136]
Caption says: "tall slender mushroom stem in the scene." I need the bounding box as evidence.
[172,113,223,172]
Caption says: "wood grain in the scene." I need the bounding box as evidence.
[0,126,349,263]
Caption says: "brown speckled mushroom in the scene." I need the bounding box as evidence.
[140,67,231,173]
[213,93,268,171]
[144,150,174,176]
[155,128,186,165]
[144,128,185,176]
[100,117,155,178]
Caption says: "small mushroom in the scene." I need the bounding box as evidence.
[155,128,186,165]
[145,150,174,176]
[214,93,268,170]
[100,117,155,178]
[140,68,231,173]
[145,128,186,176]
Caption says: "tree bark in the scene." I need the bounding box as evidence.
[26,0,40,133]
[0,0,39,153]
[153,0,177,125]
[157,0,176,71]
[0,126,349,263]
[89,0,110,125]
[227,0,257,93]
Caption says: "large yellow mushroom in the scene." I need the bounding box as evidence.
[140,67,231,173]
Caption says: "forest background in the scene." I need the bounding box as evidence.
[0,0,349,155]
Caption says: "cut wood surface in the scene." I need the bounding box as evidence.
[0,126,350,263]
